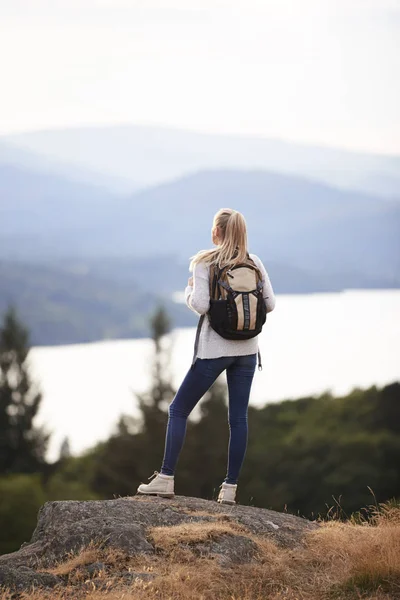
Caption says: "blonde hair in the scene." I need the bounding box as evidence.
[190,208,248,271]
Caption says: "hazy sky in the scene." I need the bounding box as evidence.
[0,0,399,154]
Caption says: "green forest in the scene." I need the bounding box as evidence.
[0,306,399,556]
[0,260,191,345]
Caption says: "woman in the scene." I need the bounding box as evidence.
[137,208,275,504]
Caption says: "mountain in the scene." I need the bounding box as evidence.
[106,170,400,281]
[0,163,120,238]
[1,162,399,344]
[0,139,137,194]
[1,165,398,289]
[56,255,393,297]
[4,125,400,198]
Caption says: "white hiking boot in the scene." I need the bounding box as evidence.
[137,471,174,498]
[217,482,237,505]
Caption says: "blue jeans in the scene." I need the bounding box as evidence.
[161,354,257,484]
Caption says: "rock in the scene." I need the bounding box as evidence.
[194,533,259,567]
[0,494,319,592]
[0,565,61,592]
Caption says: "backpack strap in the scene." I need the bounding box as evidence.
[191,314,205,368]
[210,264,219,300]
[257,349,263,371]
[192,263,217,368]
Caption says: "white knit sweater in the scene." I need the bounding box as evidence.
[185,254,276,360]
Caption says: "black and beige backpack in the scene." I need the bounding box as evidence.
[192,256,267,368]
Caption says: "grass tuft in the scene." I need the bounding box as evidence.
[149,519,248,551]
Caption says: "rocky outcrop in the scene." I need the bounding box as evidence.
[0,495,319,593]
[0,565,61,592]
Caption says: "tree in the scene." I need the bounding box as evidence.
[0,474,45,554]
[135,307,175,466]
[59,437,71,461]
[44,450,100,502]
[92,306,175,497]
[0,306,48,474]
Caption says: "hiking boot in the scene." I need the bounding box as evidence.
[137,471,174,498]
[217,482,237,505]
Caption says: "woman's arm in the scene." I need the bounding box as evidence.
[185,262,210,316]
[250,254,276,313]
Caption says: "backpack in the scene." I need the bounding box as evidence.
[192,257,267,369]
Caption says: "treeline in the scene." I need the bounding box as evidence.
[0,307,399,555]
[0,260,192,345]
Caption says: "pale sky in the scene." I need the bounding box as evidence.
[0,0,399,154]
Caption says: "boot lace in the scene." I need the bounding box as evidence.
[148,471,159,481]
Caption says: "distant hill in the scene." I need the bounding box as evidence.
[0,261,191,345]
[0,140,137,194]
[106,170,400,282]
[0,163,119,237]
[2,128,399,346]
[4,124,400,198]
[56,255,394,297]
[1,167,399,285]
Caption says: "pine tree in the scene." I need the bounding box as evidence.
[92,306,176,497]
[59,437,71,461]
[132,306,175,477]
[137,307,175,430]
[0,307,48,474]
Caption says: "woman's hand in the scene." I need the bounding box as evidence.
[188,277,193,286]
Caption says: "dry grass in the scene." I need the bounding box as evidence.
[1,503,399,600]
[305,504,400,598]
[149,519,247,550]
[44,545,101,576]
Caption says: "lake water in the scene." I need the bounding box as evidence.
[30,290,400,461]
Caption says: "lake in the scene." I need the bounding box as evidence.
[30,290,400,461]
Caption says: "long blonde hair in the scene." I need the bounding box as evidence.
[190,208,248,271]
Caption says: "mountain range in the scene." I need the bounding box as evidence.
[1,162,398,281]
[4,124,400,198]
[0,126,399,344]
